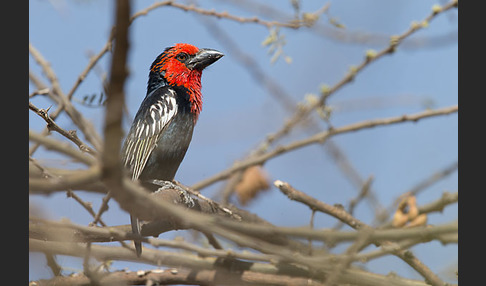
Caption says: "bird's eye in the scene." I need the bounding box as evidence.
[176,53,188,62]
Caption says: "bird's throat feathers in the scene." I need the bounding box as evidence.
[147,71,203,118]
[165,68,203,116]
[149,48,203,117]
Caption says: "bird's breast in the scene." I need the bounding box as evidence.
[140,111,196,183]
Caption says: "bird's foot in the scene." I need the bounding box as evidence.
[151,180,195,208]
[151,180,181,191]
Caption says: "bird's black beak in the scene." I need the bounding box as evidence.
[187,48,224,70]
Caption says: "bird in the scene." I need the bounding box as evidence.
[121,43,223,256]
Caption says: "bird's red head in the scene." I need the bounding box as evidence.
[150,43,223,115]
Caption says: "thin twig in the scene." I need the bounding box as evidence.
[192,105,458,190]
[29,43,103,151]
[66,39,113,101]
[200,16,384,214]
[31,267,327,286]
[192,0,459,191]
[91,192,112,227]
[29,130,97,166]
[274,180,447,286]
[220,0,457,49]
[131,0,323,29]
[29,237,432,286]
[29,102,97,155]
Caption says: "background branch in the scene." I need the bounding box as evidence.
[193,105,458,190]
[101,0,130,197]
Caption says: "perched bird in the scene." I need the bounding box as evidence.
[121,43,223,256]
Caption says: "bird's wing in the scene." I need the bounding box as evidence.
[122,87,178,180]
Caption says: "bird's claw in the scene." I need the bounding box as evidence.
[151,180,180,191]
[151,180,195,208]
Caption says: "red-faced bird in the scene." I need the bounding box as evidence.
[121,43,223,256]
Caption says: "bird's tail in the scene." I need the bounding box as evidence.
[131,215,142,256]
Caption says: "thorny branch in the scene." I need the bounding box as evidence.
[199,16,386,219]
[29,101,97,155]
[274,180,452,286]
[31,267,327,286]
[131,0,329,29]
[192,105,458,189]
[29,43,103,151]
[219,0,458,50]
[191,0,458,191]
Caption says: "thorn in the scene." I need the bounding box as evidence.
[273,180,284,188]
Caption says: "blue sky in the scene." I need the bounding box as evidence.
[29,0,458,283]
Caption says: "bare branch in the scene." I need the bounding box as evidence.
[29,238,432,286]
[66,40,113,101]
[29,130,97,166]
[274,180,448,286]
[31,267,326,286]
[131,1,324,29]
[29,43,102,151]
[193,105,458,190]
[192,0,459,193]
[29,101,97,155]
[29,166,101,194]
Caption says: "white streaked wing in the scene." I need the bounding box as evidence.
[122,89,178,180]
